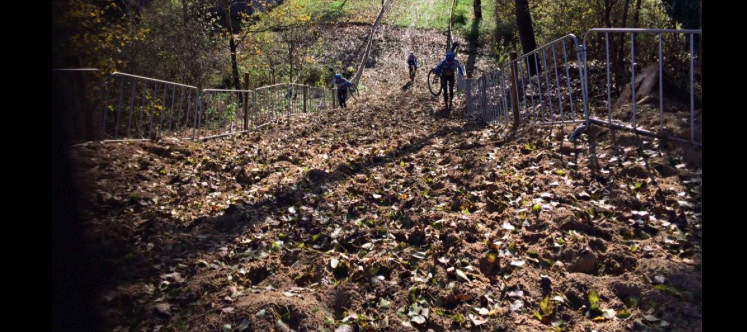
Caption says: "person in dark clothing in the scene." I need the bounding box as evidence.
[432,51,465,112]
[330,73,354,108]
[407,52,418,80]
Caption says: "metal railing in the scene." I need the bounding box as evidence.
[466,34,588,127]
[253,83,333,128]
[465,69,510,124]
[464,28,701,146]
[582,28,702,145]
[55,69,335,144]
[195,89,253,139]
[102,72,200,141]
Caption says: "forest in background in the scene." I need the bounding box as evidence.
[52,0,700,89]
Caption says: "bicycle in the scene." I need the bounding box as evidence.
[427,69,441,97]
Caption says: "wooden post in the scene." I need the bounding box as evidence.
[243,72,250,130]
[252,92,257,130]
[465,79,472,115]
[481,75,488,122]
[303,86,308,113]
[509,52,521,130]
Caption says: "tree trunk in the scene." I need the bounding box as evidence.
[226,1,243,103]
[474,0,482,19]
[633,0,642,27]
[615,0,632,85]
[509,52,521,131]
[620,0,631,27]
[514,0,538,75]
[604,0,614,27]
[289,43,294,84]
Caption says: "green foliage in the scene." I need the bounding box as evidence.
[587,289,602,318]
[53,0,145,73]
[534,295,555,323]
[453,5,468,25]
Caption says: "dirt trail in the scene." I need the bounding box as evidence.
[71,24,702,332]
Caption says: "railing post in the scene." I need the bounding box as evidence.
[100,75,110,140]
[193,92,200,140]
[243,73,250,131]
[482,75,490,123]
[252,91,257,130]
[465,79,472,116]
[509,52,521,130]
[303,86,308,113]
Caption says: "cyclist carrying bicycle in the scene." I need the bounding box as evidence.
[432,51,464,112]
[407,52,418,81]
[330,73,354,108]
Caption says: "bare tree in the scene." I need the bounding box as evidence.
[514,0,538,75]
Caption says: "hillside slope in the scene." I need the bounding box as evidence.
[71,23,702,331]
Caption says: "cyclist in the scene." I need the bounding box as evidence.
[407,52,418,80]
[432,51,465,112]
[330,73,354,108]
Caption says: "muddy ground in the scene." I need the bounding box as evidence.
[69,23,702,332]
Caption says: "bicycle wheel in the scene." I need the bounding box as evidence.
[428,70,442,96]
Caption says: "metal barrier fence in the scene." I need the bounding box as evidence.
[102,72,200,140]
[582,28,702,145]
[465,28,701,146]
[466,34,589,127]
[195,89,253,139]
[306,85,333,114]
[52,69,107,144]
[53,70,335,144]
[253,83,334,128]
[465,69,510,124]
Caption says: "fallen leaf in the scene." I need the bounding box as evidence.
[602,309,616,319]
[412,251,427,259]
[154,303,171,315]
[510,260,525,267]
[237,318,250,330]
[510,299,524,311]
[456,269,470,283]
[335,325,353,332]
[411,315,426,325]
[469,313,488,326]
[275,320,291,332]
[644,314,660,322]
